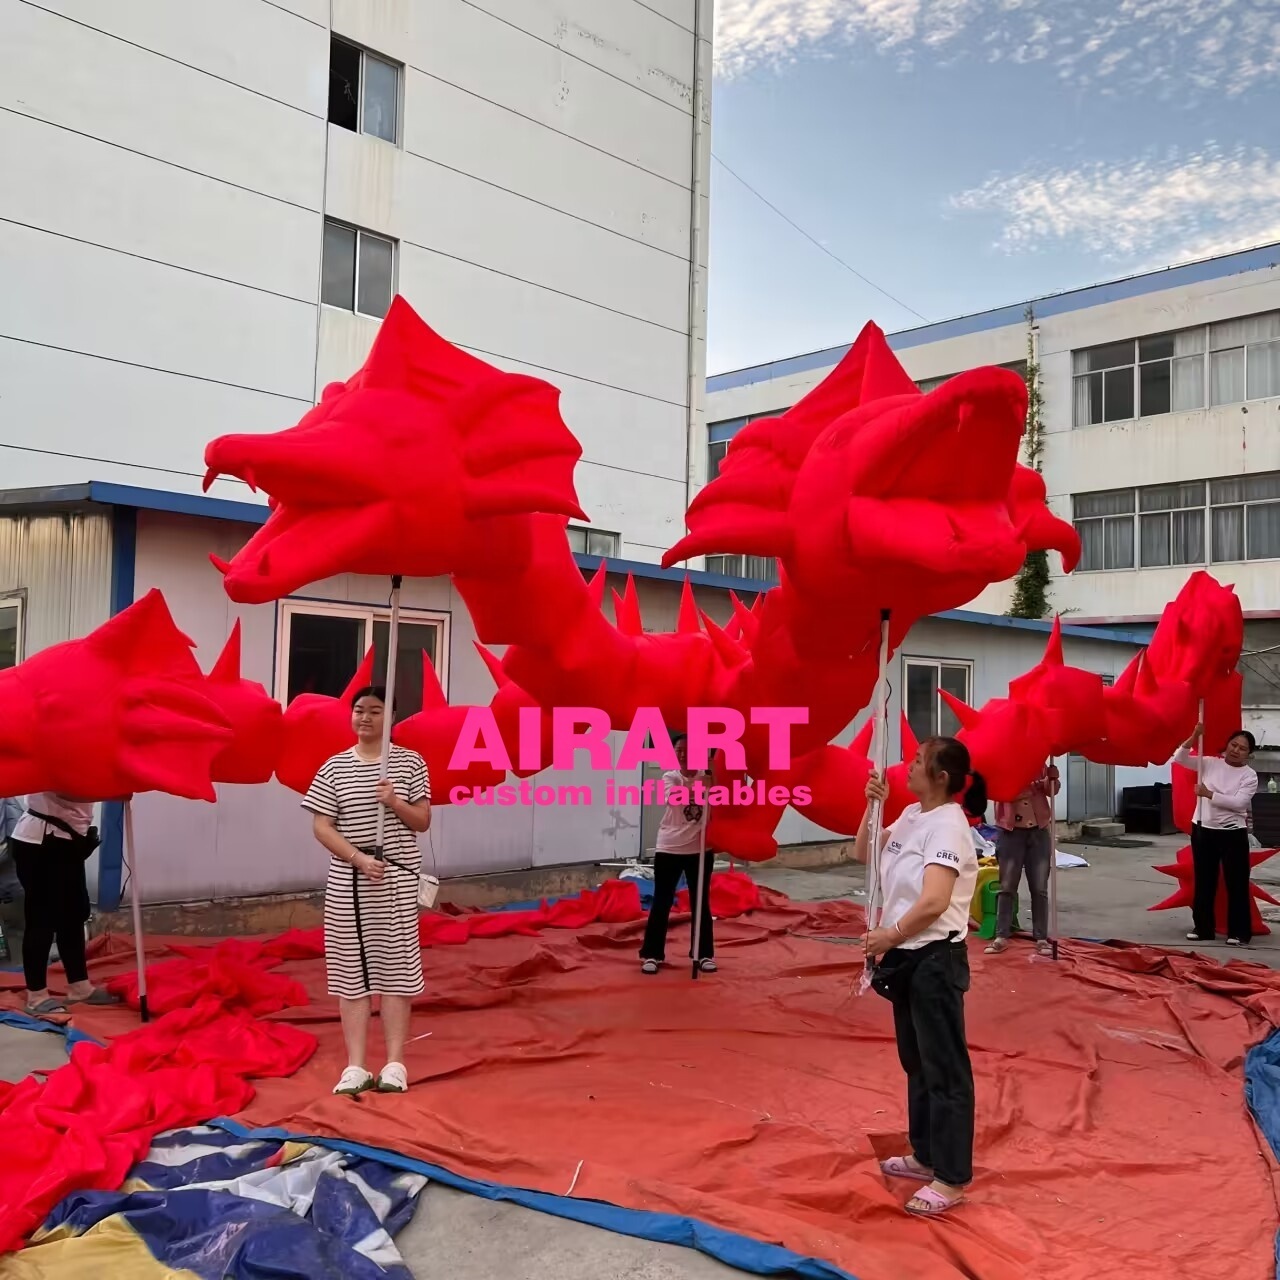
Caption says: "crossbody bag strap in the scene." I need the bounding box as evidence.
[26,809,80,839]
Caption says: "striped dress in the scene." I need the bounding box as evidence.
[302,745,431,1000]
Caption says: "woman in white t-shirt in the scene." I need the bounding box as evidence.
[639,734,716,975]
[854,735,983,1218]
[1174,722,1258,946]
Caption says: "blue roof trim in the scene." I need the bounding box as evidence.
[209,1119,859,1280]
[709,241,1280,393]
[934,608,1146,645]
[87,481,270,526]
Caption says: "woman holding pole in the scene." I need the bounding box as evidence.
[1175,721,1258,946]
[639,734,715,975]
[854,736,983,1217]
[304,686,431,1096]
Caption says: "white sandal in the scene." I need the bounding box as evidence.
[377,1061,409,1093]
[333,1065,374,1096]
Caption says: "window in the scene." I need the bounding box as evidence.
[0,595,22,670]
[277,601,449,725]
[1072,311,1280,427]
[903,658,972,745]
[321,220,396,319]
[1210,472,1280,563]
[1073,470,1280,570]
[328,36,400,143]
[704,554,780,585]
[567,525,621,558]
[1073,490,1136,571]
[707,415,770,481]
[1241,621,1280,709]
[1138,482,1205,568]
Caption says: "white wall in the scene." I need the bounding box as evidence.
[0,0,704,564]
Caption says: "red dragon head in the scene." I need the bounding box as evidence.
[665,323,1079,619]
[204,297,586,603]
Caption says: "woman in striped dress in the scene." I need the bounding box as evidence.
[303,686,431,1096]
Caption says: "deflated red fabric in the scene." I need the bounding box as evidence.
[231,895,1279,1280]
[0,996,315,1253]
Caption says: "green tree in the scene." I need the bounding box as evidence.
[1008,308,1051,619]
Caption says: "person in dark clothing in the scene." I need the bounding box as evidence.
[10,793,119,1017]
[639,735,716,974]
[855,736,984,1217]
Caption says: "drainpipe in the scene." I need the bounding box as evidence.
[683,0,713,549]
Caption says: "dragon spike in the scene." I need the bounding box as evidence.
[1043,616,1064,666]
[587,560,608,610]
[900,711,920,761]
[420,650,449,711]
[341,647,377,702]
[730,592,760,645]
[209,620,243,682]
[700,610,745,666]
[677,575,701,635]
[1135,649,1162,699]
[850,719,874,757]
[938,689,981,732]
[209,554,231,576]
[473,641,508,689]
[611,576,643,637]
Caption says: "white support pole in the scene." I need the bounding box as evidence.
[690,781,710,981]
[861,610,893,994]
[374,575,403,859]
[1194,698,1207,830]
[124,799,149,1022]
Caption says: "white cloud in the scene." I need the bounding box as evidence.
[949,146,1280,264]
[713,0,1280,95]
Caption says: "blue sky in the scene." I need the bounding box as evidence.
[707,0,1280,373]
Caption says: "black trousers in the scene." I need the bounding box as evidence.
[1190,824,1252,942]
[11,835,90,990]
[888,941,975,1187]
[640,851,714,962]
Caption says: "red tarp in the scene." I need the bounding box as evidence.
[3,882,1279,1279]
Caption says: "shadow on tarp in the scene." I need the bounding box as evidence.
[211,1117,857,1280]
[1245,1027,1280,1280]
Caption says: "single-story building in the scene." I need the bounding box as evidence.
[0,483,1153,910]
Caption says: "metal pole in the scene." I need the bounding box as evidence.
[1194,698,1206,830]
[690,775,709,980]
[124,799,149,1022]
[374,575,403,860]
[1046,756,1060,961]
[861,609,893,993]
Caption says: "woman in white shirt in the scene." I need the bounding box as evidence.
[1174,723,1258,946]
[640,734,716,975]
[854,736,982,1218]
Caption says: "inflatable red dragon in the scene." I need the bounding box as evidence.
[0,298,1244,859]
[196,297,1242,858]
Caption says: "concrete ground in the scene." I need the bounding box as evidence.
[2,834,1276,1277]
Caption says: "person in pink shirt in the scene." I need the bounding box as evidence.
[985,764,1060,957]
[639,735,716,975]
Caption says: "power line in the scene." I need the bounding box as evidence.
[711,152,929,324]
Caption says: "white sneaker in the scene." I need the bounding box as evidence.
[333,1065,374,1096]
[1226,938,1244,947]
[377,1061,408,1093]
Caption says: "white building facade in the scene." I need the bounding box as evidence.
[1,0,714,561]
[707,243,1280,755]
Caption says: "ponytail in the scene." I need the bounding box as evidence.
[963,771,988,818]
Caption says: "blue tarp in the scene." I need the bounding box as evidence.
[1244,1027,1280,1279]
[28,1125,425,1279]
